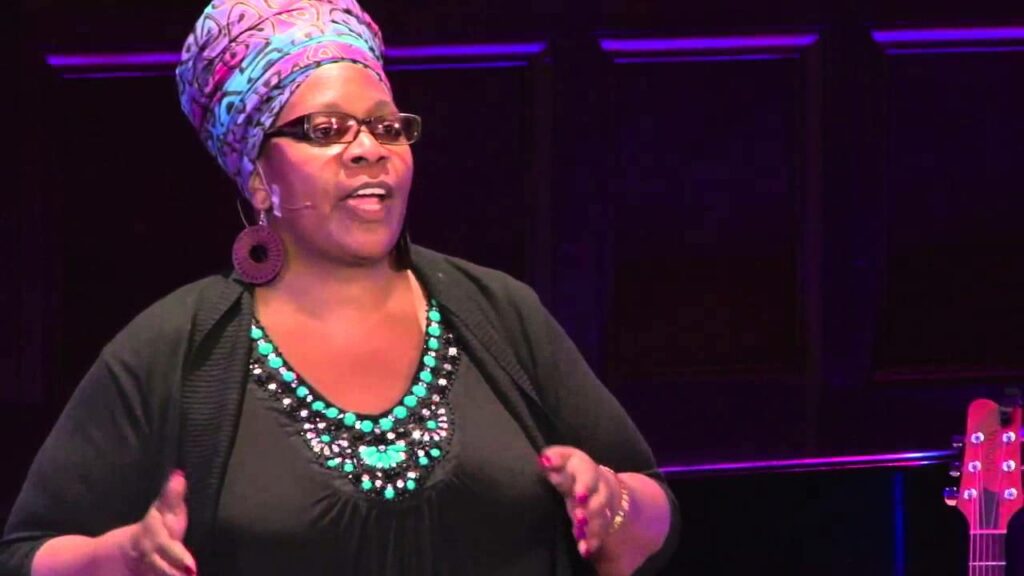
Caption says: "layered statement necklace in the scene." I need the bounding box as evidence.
[248,299,459,501]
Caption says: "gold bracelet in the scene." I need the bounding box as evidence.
[600,465,631,534]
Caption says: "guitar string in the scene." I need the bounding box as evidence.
[991,422,1012,575]
[970,461,978,573]
[982,442,989,575]
[972,463,978,576]
[990,415,1018,576]
[979,462,985,576]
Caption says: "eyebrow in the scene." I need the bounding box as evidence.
[314,99,398,116]
[368,99,399,115]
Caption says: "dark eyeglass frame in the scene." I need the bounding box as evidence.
[263,111,422,146]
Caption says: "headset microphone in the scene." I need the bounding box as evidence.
[280,201,314,211]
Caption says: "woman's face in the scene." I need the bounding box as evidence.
[253,62,413,268]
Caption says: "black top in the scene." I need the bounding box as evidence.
[0,246,680,575]
[215,353,560,575]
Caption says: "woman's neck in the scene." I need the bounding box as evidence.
[255,253,413,321]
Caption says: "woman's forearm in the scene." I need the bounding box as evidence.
[594,472,673,575]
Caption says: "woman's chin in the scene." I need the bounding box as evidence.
[325,237,398,267]
[283,226,399,268]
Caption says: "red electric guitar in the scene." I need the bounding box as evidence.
[945,396,1022,576]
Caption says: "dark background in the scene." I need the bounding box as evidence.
[6,0,1024,573]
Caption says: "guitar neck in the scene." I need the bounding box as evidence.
[968,531,1006,575]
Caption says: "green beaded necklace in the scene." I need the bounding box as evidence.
[249,299,459,501]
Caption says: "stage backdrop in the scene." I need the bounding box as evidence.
[7,0,1024,573]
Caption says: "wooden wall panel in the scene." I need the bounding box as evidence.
[598,52,815,461]
[606,58,804,380]
[875,49,1024,383]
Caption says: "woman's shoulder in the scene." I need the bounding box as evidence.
[105,272,240,357]
[410,246,556,364]
[410,245,540,309]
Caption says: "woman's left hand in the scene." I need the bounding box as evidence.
[538,445,622,559]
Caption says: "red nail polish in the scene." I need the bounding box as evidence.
[575,491,589,505]
[574,510,588,527]
[539,454,553,469]
[575,526,587,541]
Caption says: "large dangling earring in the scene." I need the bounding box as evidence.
[394,224,412,270]
[232,208,284,285]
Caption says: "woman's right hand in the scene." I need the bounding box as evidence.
[32,470,196,576]
[94,469,196,576]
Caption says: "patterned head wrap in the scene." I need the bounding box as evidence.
[176,0,390,197]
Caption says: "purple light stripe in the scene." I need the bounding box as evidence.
[872,26,1024,45]
[875,367,1024,383]
[47,52,180,68]
[385,42,546,59]
[46,42,548,72]
[63,71,171,79]
[885,45,1024,56]
[613,53,795,65]
[58,60,529,79]
[659,450,955,477]
[600,34,818,54]
[386,60,529,71]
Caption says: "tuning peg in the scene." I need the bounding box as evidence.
[944,486,960,506]
[948,461,962,478]
[951,435,965,450]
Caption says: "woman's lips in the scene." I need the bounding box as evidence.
[340,187,390,220]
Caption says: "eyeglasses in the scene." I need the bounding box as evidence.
[264,111,422,146]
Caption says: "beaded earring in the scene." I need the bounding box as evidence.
[232,209,284,285]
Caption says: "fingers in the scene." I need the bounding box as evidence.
[577,468,616,557]
[147,552,192,576]
[154,470,188,521]
[130,513,197,576]
[141,470,195,575]
[539,460,574,496]
[154,539,198,576]
[539,446,595,499]
[538,445,573,469]
[540,446,601,502]
[570,458,600,504]
[154,470,190,542]
[539,447,618,558]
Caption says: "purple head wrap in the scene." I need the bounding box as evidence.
[175,0,390,197]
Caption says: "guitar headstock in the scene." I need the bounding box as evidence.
[947,398,1022,532]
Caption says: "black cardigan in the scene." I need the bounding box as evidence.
[1,245,680,575]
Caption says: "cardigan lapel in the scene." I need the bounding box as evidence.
[410,248,555,445]
[180,273,250,568]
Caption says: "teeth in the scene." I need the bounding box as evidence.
[351,187,387,198]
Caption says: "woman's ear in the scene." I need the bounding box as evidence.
[248,169,272,212]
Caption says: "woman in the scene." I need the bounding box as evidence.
[1,1,679,574]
